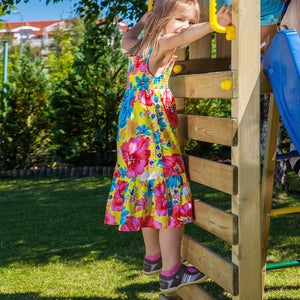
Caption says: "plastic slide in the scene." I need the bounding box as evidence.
[262,29,300,153]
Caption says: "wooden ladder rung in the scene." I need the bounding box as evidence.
[178,114,238,147]
[176,284,216,300]
[183,154,238,195]
[193,199,238,245]
[181,234,239,296]
[170,69,272,99]
[171,57,231,76]
[170,71,235,99]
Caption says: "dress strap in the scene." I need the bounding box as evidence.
[148,44,155,55]
[145,44,155,65]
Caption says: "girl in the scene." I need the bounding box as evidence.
[105,0,232,293]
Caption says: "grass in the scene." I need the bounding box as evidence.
[0,174,299,299]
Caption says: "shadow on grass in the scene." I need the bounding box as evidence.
[0,293,122,299]
[0,176,299,268]
[264,285,300,300]
[0,176,299,300]
[0,177,145,268]
[0,177,235,268]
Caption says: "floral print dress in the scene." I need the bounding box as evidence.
[104,50,193,231]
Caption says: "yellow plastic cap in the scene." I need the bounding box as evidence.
[173,64,183,74]
[221,79,232,90]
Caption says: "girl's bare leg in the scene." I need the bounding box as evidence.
[261,24,276,43]
[159,226,184,271]
[142,228,161,256]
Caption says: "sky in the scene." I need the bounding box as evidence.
[4,0,79,23]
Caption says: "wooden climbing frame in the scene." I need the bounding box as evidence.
[160,0,267,299]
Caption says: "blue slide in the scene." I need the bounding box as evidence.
[262,29,300,154]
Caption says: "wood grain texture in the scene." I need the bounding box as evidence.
[193,199,238,245]
[181,234,238,295]
[183,154,238,195]
[231,0,262,299]
[170,71,234,99]
[176,284,216,300]
[178,114,238,146]
[260,95,280,292]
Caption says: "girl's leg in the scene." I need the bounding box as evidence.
[142,228,161,256]
[159,226,184,271]
[261,24,276,43]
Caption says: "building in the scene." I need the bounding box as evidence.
[0,18,128,52]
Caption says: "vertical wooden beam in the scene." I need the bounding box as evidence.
[189,0,211,59]
[231,0,262,299]
[216,33,231,58]
[260,94,280,294]
[174,47,186,153]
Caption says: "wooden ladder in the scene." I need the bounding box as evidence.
[160,0,274,299]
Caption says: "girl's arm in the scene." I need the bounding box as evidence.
[159,5,232,53]
[121,11,151,51]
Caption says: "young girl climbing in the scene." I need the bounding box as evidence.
[105,0,232,293]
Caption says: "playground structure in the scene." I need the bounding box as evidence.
[151,0,300,299]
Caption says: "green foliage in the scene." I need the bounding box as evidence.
[50,20,127,165]
[0,46,51,169]
[46,28,79,82]
[76,0,146,23]
[0,1,230,166]
[0,3,15,24]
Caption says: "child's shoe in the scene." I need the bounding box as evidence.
[143,257,162,275]
[159,264,207,293]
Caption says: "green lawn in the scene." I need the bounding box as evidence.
[0,175,299,299]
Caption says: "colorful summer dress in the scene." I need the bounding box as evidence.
[104,48,193,231]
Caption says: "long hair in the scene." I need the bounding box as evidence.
[129,0,201,56]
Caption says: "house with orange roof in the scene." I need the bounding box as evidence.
[0,18,128,52]
[1,19,74,50]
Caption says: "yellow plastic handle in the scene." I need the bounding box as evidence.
[209,0,236,41]
[148,0,154,11]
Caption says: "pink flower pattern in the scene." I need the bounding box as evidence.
[121,135,151,178]
[132,56,148,75]
[139,90,155,106]
[162,90,178,128]
[111,180,127,211]
[154,182,168,217]
[162,154,185,177]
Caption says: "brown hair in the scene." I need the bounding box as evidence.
[129,0,201,56]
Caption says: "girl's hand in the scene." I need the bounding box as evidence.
[217,4,232,27]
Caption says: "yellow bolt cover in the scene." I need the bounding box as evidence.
[173,65,183,74]
[226,27,236,41]
[221,79,232,90]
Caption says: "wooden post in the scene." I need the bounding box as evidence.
[174,47,186,153]
[260,94,280,294]
[190,0,211,60]
[216,33,231,58]
[231,0,262,299]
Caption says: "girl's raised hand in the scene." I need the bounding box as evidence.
[217,4,232,27]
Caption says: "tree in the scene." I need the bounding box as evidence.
[50,20,127,165]
[0,46,50,169]
[0,4,15,24]
[1,0,146,23]
[46,18,85,83]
